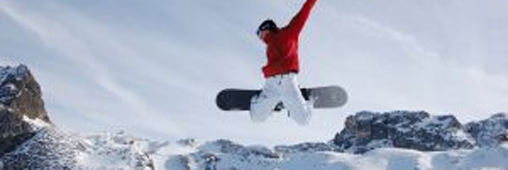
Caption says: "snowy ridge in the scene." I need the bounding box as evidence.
[77,131,154,169]
[465,113,508,147]
[0,128,155,169]
[4,112,508,170]
[77,134,508,170]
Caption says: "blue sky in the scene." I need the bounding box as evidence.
[1,0,507,145]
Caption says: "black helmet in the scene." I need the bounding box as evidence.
[257,19,277,36]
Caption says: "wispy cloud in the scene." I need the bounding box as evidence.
[0,0,185,137]
[309,10,508,120]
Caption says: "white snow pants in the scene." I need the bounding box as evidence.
[250,73,312,125]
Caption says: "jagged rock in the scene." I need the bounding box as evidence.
[332,111,474,153]
[188,139,279,170]
[274,142,337,154]
[465,113,508,147]
[0,65,51,156]
[0,65,49,122]
[197,139,279,159]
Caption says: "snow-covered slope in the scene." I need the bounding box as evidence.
[155,139,508,170]
[6,130,508,170]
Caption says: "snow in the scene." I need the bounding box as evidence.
[76,132,153,169]
[69,132,508,170]
[23,115,51,128]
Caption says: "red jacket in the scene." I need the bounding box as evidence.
[262,0,318,78]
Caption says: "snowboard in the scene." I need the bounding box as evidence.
[216,85,347,111]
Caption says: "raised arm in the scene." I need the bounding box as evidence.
[286,0,318,37]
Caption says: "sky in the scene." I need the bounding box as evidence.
[0,0,507,146]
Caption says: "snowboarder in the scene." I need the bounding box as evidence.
[251,0,318,125]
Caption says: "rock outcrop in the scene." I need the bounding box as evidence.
[465,113,508,147]
[0,65,51,157]
[332,111,475,153]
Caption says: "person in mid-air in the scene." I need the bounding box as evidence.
[251,0,318,125]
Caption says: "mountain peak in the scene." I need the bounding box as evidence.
[0,64,51,158]
[333,110,474,153]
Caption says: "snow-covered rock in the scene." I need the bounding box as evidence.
[77,131,155,170]
[0,65,49,122]
[465,113,508,147]
[333,111,474,153]
[0,65,50,156]
[1,127,155,169]
[275,142,336,154]
[1,127,81,169]
[197,139,279,159]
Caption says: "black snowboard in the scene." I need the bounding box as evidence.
[216,85,347,111]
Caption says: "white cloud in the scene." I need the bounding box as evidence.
[0,0,185,137]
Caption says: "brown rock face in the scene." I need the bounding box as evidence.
[0,65,51,156]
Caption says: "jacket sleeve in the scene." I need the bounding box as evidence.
[286,0,318,37]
